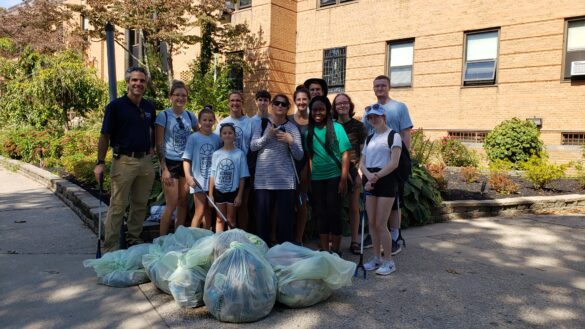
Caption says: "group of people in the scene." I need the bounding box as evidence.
[94,66,413,276]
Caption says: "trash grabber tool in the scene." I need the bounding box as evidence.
[96,173,104,259]
[191,176,233,229]
[354,192,366,279]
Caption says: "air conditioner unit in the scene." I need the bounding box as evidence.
[571,61,585,76]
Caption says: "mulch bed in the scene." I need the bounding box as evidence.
[442,168,585,201]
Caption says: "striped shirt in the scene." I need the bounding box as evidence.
[250,120,304,190]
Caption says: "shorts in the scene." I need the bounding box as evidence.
[392,180,405,210]
[213,188,239,204]
[363,167,398,198]
[165,158,185,178]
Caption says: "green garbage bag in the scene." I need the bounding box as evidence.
[167,235,215,307]
[142,244,182,294]
[266,242,356,308]
[211,229,268,261]
[83,244,150,287]
[153,226,213,252]
[204,242,277,323]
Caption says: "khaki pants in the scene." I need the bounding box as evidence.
[103,155,155,252]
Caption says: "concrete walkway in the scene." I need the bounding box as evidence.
[1,166,584,328]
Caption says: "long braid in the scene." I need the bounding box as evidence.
[324,116,338,155]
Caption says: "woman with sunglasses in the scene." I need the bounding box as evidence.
[288,87,310,245]
[155,80,198,236]
[305,95,351,255]
[332,93,368,255]
[250,94,303,244]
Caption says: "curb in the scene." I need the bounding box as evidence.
[2,156,585,229]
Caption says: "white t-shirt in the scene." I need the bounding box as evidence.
[362,129,402,168]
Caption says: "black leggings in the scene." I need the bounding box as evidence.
[254,189,296,244]
[311,177,342,235]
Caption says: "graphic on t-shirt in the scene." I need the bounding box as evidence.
[234,126,243,150]
[217,158,235,191]
[199,143,214,177]
[172,120,189,153]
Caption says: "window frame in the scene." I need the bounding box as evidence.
[322,47,347,93]
[238,0,252,10]
[319,0,355,8]
[387,39,415,88]
[462,28,500,86]
[563,18,585,80]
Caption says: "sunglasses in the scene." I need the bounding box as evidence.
[272,100,289,108]
[176,117,185,130]
[372,103,381,110]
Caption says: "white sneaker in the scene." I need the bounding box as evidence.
[364,257,382,271]
[375,260,396,276]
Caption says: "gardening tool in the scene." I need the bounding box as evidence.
[95,173,104,259]
[354,193,366,279]
[191,177,233,229]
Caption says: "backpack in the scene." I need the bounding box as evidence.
[365,130,412,182]
[246,117,271,177]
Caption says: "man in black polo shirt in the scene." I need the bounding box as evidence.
[94,66,156,252]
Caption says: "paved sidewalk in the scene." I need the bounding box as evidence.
[1,166,584,328]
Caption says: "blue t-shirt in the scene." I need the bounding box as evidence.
[155,109,198,161]
[363,99,413,135]
[210,148,250,193]
[215,115,253,155]
[182,132,221,192]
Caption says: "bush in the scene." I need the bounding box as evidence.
[575,162,585,189]
[521,155,567,190]
[402,162,443,227]
[483,118,543,165]
[1,127,61,164]
[410,129,441,165]
[440,138,479,167]
[488,171,519,195]
[459,166,480,183]
[425,161,447,191]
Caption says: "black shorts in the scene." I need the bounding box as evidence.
[213,188,239,204]
[363,168,398,198]
[165,158,185,178]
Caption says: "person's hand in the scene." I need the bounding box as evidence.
[364,181,374,192]
[370,172,379,184]
[338,178,347,195]
[266,126,277,138]
[186,175,196,188]
[161,168,173,187]
[234,195,242,207]
[94,164,105,184]
[276,131,293,145]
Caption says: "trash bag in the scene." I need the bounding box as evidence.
[153,226,212,252]
[167,236,215,307]
[142,244,182,294]
[212,229,268,261]
[83,244,150,287]
[266,242,356,308]
[204,242,277,323]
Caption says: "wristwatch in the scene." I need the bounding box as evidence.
[95,160,105,165]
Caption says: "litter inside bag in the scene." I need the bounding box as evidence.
[142,244,182,294]
[266,242,356,308]
[211,229,268,261]
[153,226,213,252]
[204,242,277,323]
[167,236,215,307]
[83,244,150,287]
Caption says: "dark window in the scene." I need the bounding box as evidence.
[564,19,585,79]
[126,29,143,69]
[239,0,251,9]
[463,30,499,86]
[561,132,585,145]
[448,131,489,143]
[227,51,244,92]
[388,40,414,87]
[320,0,354,7]
[323,47,346,93]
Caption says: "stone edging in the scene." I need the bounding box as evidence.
[2,156,585,230]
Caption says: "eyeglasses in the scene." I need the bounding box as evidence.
[272,100,288,108]
[172,93,188,98]
[176,117,185,130]
[335,101,350,107]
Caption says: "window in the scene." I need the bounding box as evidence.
[448,131,489,143]
[463,30,499,85]
[126,29,143,68]
[227,51,244,92]
[239,0,251,9]
[320,0,354,8]
[323,47,346,93]
[388,40,414,87]
[564,19,585,79]
[561,132,585,145]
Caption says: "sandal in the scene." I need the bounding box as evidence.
[350,241,360,255]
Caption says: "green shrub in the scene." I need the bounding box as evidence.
[440,138,479,167]
[460,166,480,183]
[488,171,519,195]
[402,162,443,227]
[575,162,585,189]
[410,129,441,165]
[1,127,61,163]
[483,118,543,165]
[521,155,567,189]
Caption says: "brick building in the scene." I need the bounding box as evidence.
[87,0,585,159]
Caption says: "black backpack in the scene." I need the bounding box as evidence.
[246,117,271,177]
[365,130,412,182]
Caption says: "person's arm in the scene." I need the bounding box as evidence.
[400,128,412,150]
[208,176,215,204]
[183,160,195,188]
[234,178,245,207]
[376,146,401,179]
[250,122,275,151]
[155,125,172,186]
[286,125,304,161]
[338,150,349,194]
[94,133,110,183]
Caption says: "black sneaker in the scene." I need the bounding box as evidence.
[391,240,402,255]
[362,234,373,249]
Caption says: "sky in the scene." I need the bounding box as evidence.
[0,0,22,9]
